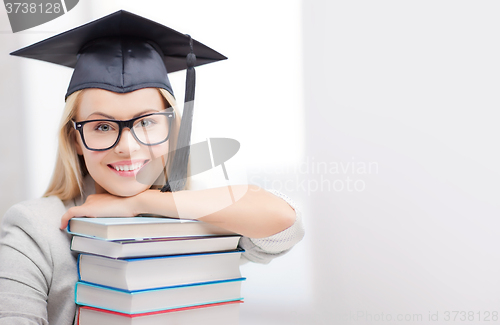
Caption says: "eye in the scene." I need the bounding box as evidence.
[139,119,156,128]
[95,123,115,132]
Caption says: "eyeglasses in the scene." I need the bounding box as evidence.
[73,111,175,151]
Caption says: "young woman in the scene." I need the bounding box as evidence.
[0,11,304,325]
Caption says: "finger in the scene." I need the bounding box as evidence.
[60,212,70,230]
[60,210,74,230]
[60,207,83,230]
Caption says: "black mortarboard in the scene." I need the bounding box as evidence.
[10,10,227,192]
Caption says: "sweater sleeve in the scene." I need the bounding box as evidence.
[239,189,305,264]
[0,204,52,325]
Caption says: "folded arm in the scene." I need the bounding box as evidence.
[61,185,296,239]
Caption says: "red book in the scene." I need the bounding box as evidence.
[77,300,243,325]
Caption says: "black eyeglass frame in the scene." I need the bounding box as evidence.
[73,111,176,151]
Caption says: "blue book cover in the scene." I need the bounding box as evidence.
[76,249,245,291]
[75,278,246,314]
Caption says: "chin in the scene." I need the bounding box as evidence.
[107,183,150,197]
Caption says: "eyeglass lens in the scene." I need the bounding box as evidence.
[82,114,170,150]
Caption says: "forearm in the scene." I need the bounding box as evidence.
[135,185,296,238]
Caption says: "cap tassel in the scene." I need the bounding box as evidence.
[161,36,196,192]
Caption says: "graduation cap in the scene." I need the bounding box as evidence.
[10,10,227,192]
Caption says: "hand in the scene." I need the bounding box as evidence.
[60,193,139,230]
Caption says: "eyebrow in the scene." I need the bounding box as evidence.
[86,109,162,120]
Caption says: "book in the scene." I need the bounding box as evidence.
[71,235,241,258]
[78,250,243,291]
[68,217,237,240]
[75,278,245,314]
[77,301,242,325]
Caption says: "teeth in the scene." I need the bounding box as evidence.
[113,162,143,172]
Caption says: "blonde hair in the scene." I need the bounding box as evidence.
[44,88,184,200]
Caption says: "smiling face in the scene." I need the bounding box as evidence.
[74,88,170,197]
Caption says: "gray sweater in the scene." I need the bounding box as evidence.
[0,190,304,325]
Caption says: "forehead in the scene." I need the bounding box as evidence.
[76,88,165,120]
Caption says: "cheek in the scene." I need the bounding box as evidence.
[81,151,108,172]
[149,141,170,159]
[135,143,170,185]
[148,142,170,174]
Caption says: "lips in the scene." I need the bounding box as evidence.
[108,160,149,176]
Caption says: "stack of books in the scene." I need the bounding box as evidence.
[68,216,245,324]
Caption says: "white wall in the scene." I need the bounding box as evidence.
[0,11,26,218]
[304,1,500,324]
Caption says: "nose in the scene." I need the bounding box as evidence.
[114,128,141,155]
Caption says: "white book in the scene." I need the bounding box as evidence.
[68,217,237,240]
[75,278,245,314]
[78,250,243,291]
[71,235,241,258]
[77,301,242,325]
